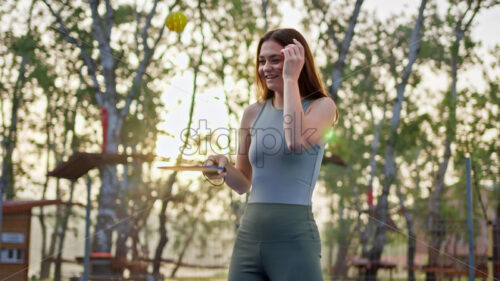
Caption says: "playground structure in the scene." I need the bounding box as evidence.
[48,152,159,280]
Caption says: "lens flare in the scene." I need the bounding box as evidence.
[324,128,337,142]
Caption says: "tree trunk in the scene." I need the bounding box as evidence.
[54,181,76,281]
[39,174,52,279]
[92,162,120,275]
[0,52,29,199]
[309,0,363,102]
[327,196,336,277]
[170,208,207,278]
[327,237,335,278]
[91,114,122,274]
[332,200,350,280]
[359,95,388,264]
[42,0,173,275]
[494,203,500,279]
[38,212,50,279]
[45,179,63,278]
[261,0,269,32]
[153,172,176,275]
[426,3,482,277]
[169,224,197,278]
[114,146,144,264]
[396,182,416,281]
[426,143,450,281]
[153,12,207,275]
[365,1,427,280]
[330,0,364,102]
[39,71,57,279]
[0,146,15,199]
[114,162,130,271]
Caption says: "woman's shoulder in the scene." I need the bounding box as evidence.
[244,100,266,117]
[241,100,266,127]
[305,96,335,113]
[309,95,334,104]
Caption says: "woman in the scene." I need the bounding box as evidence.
[204,28,338,281]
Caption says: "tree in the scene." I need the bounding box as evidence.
[426,2,494,280]
[0,0,37,200]
[35,22,95,279]
[206,0,264,232]
[0,0,41,255]
[366,1,427,280]
[300,1,365,277]
[302,0,364,102]
[42,0,180,274]
[151,0,269,274]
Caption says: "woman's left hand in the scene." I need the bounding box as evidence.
[281,38,305,82]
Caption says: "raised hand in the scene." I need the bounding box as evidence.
[281,38,305,82]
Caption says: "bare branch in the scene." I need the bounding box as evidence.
[104,0,113,41]
[8,54,29,148]
[152,22,167,51]
[120,51,152,118]
[311,0,341,49]
[141,0,160,51]
[134,0,140,52]
[396,0,427,108]
[42,0,104,106]
[88,0,117,95]
[88,0,108,47]
[342,0,364,54]
[463,0,483,33]
[317,6,340,50]
[121,0,161,118]
[0,60,7,134]
[121,0,180,118]
[261,0,269,32]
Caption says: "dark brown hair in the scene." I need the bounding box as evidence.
[255,28,338,124]
[255,28,325,100]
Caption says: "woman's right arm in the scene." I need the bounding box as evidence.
[204,105,255,194]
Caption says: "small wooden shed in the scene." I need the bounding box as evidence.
[0,199,62,281]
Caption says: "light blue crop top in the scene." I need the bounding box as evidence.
[248,98,325,205]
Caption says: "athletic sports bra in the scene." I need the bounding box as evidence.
[248,98,325,205]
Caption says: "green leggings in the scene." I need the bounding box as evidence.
[228,203,324,281]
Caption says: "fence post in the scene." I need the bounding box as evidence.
[466,154,475,281]
[81,177,92,281]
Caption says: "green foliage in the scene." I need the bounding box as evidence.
[396,113,430,154]
[10,34,37,58]
[31,62,55,91]
[114,4,135,25]
[419,39,445,62]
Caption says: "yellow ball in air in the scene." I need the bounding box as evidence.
[165,11,187,33]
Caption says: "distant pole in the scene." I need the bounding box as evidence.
[0,183,3,252]
[487,216,494,281]
[82,177,92,281]
[466,154,475,281]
